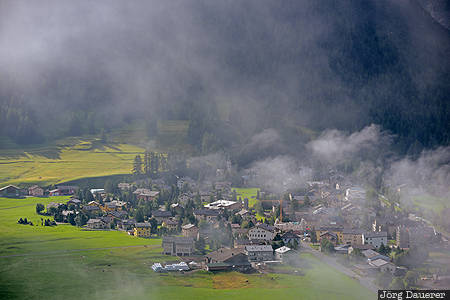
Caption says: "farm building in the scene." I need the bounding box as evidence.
[0,185,21,197]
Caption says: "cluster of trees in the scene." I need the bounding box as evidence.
[132,151,169,178]
[17,218,33,225]
[376,270,419,290]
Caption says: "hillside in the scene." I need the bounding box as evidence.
[0,0,448,157]
[0,138,144,187]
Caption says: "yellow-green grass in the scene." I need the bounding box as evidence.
[232,187,260,207]
[0,139,145,186]
[0,196,374,299]
[412,195,449,214]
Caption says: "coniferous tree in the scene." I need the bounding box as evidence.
[132,155,143,176]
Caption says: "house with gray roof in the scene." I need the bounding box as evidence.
[245,245,273,262]
[162,236,194,256]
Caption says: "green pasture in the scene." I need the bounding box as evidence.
[412,195,448,214]
[0,196,373,300]
[0,139,145,187]
[232,187,260,207]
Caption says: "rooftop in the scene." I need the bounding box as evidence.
[245,245,273,252]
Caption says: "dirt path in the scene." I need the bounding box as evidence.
[0,244,159,258]
[302,242,378,293]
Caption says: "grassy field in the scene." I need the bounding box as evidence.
[232,188,260,207]
[0,138,145,187]
[0,196,374,300]
[412,195,449,214]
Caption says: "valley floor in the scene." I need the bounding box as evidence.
[0,196,375,300]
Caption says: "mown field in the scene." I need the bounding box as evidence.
[0,196,374,300]
[0,138,145,187]
[232,188,260,207]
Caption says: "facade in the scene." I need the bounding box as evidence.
[315,225,344,244]
[362,231,387,248]
[342,229,364,245]
[134,222,152,238]
[181,224,198,239]
[281,231,301,246]
[248,224,275,241]
[117,219,136,231]
[205,247,250,270]
[320,231,338,245]
[275,246,293,261]
[162,219,178,231]
[134,189,160,201]
[245,245,273,262]
[347,244,375,255]
[152,210,173,224]
[162,236,194,256]
[0,185,21,197]
[86,219,107,229]
[369,258,396,274]
[193,209,220,222]
[205,200,241,211]
[28,185,44,196]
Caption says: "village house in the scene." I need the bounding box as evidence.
[134,189,160,201]
[248,224,276,242]
[28,185,44,196]
[117,219,136,231]
[181,224,199,239]
[275,246,293,262]
[319,231,338,245]
[152,210,173,224]
[162,219,178,231]
[49,185,78,196]
[235,209,253,220]
[0,185,21,197]
[362,249,390,263]
[86,218,107,229]
[90,188,105,195]
[315,225,344,244]
[274,220,306,233]
[205,247,251,272]
[134,222,152,238]
[281,231,301,246]
[369,258,396,274]
[67,198,82,206]
[88,201,101,207]
[362,231,387,248]
[347,244,375,255]
[162,236,194,256]
[102,200,127,212]
[245,245,273,262]
[107,210,128,220]
[205,200,241,211]
[342,229,365,245]
[193,209,220,222]
[334,244,351,254]
[118,182,132,190]
[82,205,100,214]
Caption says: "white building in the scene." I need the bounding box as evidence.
[205,200,241,211]
[362,231,388,248]
[248,224,276,241]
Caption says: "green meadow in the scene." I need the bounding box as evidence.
[0,139,145,187]
[0,196,374,300]
[232,188,260,207]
